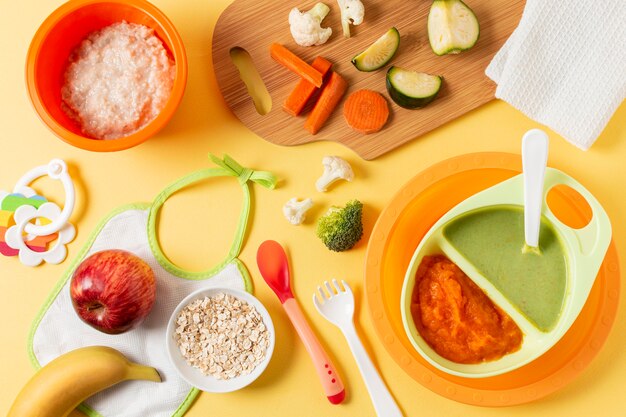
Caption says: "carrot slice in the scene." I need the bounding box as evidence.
[304,71,348,135]
[270,43,323,87]
[283,57,333,116]
[343,89,390,134]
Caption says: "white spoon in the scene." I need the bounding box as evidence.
[522,129,549,251]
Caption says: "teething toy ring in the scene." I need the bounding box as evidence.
[13,159,75,236]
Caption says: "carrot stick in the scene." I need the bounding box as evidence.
[270,43,324,87]
[343,89,389,134]
[304,71,348,135]
[283,57,333,117]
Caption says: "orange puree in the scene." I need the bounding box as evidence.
[411,255,523,364]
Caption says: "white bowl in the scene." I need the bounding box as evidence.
[166,287,275,392]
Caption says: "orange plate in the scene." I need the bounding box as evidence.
[365,152,621,406]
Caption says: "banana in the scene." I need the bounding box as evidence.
[8,346,161,417]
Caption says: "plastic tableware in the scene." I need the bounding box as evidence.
[313,280,403,417]
[522,129,549,248]
[365,152,620,405]
[26,0,188,151]
[256,240,345,404]
[166,287,275,393]
[400,167,612,378]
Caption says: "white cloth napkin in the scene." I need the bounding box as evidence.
[486,0,626,150]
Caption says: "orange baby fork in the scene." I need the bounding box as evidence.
[257,240,345,404]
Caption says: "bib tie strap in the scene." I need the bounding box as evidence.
[148,154,277,278]
[209,154,277,189]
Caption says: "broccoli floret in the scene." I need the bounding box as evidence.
[316,200,363,252]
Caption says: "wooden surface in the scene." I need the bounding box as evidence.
[213,0,525,160]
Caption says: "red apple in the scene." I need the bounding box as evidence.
[70,249,156,334]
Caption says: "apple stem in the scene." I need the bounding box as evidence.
[87,303,103,312]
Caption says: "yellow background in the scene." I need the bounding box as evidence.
[1,1,625,416]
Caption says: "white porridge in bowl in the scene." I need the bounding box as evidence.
[61,21,175,140]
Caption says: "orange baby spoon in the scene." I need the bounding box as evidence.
[257,240,345,404]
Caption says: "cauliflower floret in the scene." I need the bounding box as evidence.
[289,3,333,47]
[283,198,314,225]
[316,156,354,192]
[337,0,364,38]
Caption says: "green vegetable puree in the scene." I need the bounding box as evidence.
[443,205,567,332]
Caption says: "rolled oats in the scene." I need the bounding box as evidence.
[174,293,270,380]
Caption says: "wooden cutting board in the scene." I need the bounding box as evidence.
[213,0,525,160]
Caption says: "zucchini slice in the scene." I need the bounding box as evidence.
[428,0,479,55]
[351,27,400,72]
[386,66,442,109]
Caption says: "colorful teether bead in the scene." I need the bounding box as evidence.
[4,203,75,267]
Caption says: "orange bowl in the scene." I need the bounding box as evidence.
[25,0,188,151]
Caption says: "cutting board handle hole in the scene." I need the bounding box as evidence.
[229,47,272,115]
